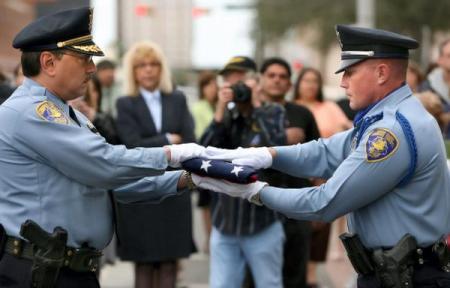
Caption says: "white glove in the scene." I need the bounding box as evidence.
[192,174,267,201]
[204,146,273,169]
[166,143,206,167]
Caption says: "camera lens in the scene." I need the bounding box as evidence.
[231,82,251,103]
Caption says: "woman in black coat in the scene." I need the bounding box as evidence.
[116,41,196,288]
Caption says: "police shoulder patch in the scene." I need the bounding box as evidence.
[36,101,69,124]
[365,128,399,162]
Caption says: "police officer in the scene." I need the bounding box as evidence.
[0,7,203,288]
[193,25,450,287]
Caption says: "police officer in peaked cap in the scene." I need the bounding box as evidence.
[0,7,203,287]
[194,25,450,287]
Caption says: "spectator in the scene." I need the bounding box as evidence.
[96,59,119,116]
[70,75,120,144]
[200,56,286,288]
[293,68,352,138]
[13,63,24,87]
[420,39,450,102]
[293,67,352,287]
[0,70,15,105]
[192,71,218,140]
[407,61,424,93]
[115,41,196,288]
[190,70,218,253]
[260,57,320,288]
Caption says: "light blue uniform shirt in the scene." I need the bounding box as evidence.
[262,84,450,248]
[0,78,182,249]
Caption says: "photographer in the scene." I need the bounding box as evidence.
[200,56,286,288]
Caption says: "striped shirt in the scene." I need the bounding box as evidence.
[200,103,286,235]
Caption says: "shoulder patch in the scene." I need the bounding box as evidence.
[366,128,399,162]
[36,101,69,124]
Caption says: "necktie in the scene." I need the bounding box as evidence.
[68,105,81,126]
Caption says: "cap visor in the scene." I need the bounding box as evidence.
[335,59,365,74]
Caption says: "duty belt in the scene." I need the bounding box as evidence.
[5,236,101,273]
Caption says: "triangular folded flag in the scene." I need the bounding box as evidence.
[182,157,258,184]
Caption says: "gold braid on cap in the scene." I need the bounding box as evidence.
[71,44,102,53]
[57,35,92,48]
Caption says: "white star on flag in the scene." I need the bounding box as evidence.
[200,160,212,172]
[230,166,243,177]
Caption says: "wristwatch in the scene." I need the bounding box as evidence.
[249,192,263,206]
[183,171,197,191]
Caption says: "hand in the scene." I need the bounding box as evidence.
[165,143,206,167]
[214,83,234,122]
[167,133,182,144]
[204,146,273,169]
[191,174,267,201]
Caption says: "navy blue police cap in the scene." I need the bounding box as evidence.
[182,157,258,184]
[335,24,419,74]
[13,7,104,56]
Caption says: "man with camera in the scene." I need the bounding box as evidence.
[199,56,286,288]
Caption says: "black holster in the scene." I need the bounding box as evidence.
[371,234,417,288]
[0,224,6,261]
[340,232,374,275]
[20,220,68,288]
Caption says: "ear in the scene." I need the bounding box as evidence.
[40,52,59,77]
[376,63,390,85]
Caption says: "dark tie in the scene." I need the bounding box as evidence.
[68,105,81,126]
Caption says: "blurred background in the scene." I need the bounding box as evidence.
[2,0,450,100]
[2,1,450,287]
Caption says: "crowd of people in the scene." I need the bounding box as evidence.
[1,7,450,288]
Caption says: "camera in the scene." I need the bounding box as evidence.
[230,81,252,103]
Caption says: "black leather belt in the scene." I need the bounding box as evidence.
[5,236,102,273]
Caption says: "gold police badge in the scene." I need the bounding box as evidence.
[366,128,399,162]
[36,101,69,124]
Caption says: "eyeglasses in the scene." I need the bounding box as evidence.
[62,52,93,65]
[134,61,161,69]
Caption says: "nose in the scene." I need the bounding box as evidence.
[87,60,97,73]
[340,75,348,89]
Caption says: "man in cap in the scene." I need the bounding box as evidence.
[0,7,204,287]
[199,57,287,288]
[196,25,450,287]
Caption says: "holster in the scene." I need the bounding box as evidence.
[371,234,417,288]
[340,232,374,275]
[20,220,68,288]
[0,224,6,261]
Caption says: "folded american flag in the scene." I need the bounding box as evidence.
[181,157,258,184]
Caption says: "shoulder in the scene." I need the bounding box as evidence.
[285,102,314,116]
[116,95,138,106]
[164,89,187,100]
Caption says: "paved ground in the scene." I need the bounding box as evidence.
[100,195,357,288]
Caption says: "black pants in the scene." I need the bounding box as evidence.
[0,253,100,288]
[357,262,450,288]
[283,219,312,288]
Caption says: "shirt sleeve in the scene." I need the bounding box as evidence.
[261,124,408,222]
[272,128,353,179]
[113,170,182,203]
[12,105,169,190]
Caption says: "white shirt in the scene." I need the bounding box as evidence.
[140,87,162,133]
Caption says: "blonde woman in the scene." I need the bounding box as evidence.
[116,41,196,288]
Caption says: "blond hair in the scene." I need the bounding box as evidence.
[123,41,173,96]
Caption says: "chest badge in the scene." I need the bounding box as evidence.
[36,101,69,124]
[366,128,399,162]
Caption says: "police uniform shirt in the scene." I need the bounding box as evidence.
[0,78,182,249]
[260,84,450,249]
